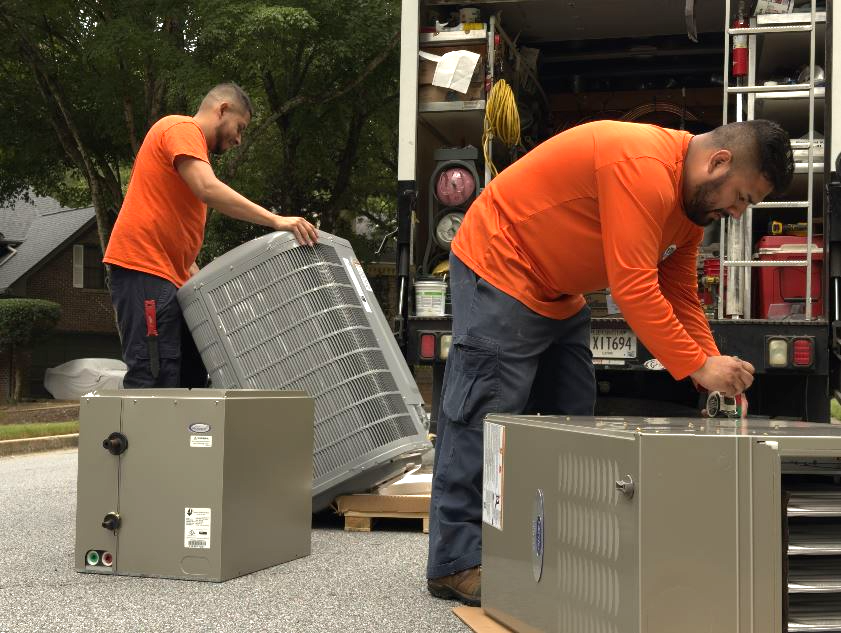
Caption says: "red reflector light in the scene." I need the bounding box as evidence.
[420,333,436,360]
[792,339,813,366]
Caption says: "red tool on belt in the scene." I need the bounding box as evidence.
[144,300,160,379]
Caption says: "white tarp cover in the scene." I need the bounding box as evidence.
[44,358,126,401]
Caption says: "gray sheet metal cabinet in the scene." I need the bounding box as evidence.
[481,415,841,633]
[75,389,314,582]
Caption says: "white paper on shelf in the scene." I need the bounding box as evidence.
[418,50,480,94]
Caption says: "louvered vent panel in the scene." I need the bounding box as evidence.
[179,232,428,508]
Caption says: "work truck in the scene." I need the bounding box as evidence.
[394,0,838,423]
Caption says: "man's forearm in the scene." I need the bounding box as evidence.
[203,179,278,228]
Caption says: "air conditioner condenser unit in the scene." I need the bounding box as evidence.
[178,231,431,511]
[481,414,841,633]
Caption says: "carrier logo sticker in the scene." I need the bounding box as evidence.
[643,358,665,371]
[661,244,677,261]
[189,423,211,433]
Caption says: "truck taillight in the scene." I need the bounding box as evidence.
[766,336,816,369]
[440,334,452,361]
[435,167,476,207]
[767,338,788,368]
[792,338,814,367]
[420,332,436,361]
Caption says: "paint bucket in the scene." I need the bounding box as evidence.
[415,277,447,316]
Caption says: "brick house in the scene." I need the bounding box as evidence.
[0,194,120,400]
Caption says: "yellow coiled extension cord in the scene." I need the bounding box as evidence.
[483,79,521,178]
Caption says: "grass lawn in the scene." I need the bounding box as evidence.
[833,399,841,420]
[0,421,78,441]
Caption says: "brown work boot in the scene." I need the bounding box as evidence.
[427,566,481,606]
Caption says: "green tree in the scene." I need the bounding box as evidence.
[0,1,401,266]
[0,299,62,402]
[0,0,199,256]
[194,0,401,261]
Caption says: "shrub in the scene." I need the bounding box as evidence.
[0,299,61,401]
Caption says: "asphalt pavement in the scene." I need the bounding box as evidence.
[0,450,468,633]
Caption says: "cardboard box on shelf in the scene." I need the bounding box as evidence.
[418,82,485,103]
[585,289,621,317]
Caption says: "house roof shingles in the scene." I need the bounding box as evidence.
[0,194,96,293]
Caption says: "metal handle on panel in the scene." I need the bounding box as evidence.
[615,475,635,499]
[102,432,128,455]
[102,512,121,531]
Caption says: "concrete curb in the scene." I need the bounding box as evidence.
[0,433,79,458]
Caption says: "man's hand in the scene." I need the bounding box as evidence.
[189,262,200,277]
[690,355,755,397]
[274,215,318,246]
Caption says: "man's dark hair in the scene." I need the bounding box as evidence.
[205,82,253,118]
[711,119,794,196]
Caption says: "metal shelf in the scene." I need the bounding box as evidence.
[419,100,486,113]
[795,162,826,175]
[730,24,813,34]
[755,89,825,137]
[753,87,826,99]
[418,101,487,149]
[420,29,488,46]
[756,11,826,26]
[755,25,826,83]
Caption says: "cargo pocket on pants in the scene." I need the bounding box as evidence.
[441,335,500,427]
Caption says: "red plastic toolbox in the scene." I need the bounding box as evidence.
[755,236,824,319]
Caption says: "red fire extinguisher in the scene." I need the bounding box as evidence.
[732,16,749,78]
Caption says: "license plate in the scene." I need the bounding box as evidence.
[590,329,637,359]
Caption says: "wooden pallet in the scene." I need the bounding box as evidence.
[335,493,430,533]
[343,510,429,534]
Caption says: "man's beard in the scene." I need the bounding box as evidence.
[685,173,730,226]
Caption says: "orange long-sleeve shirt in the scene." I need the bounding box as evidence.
[452,120,719,380]
[104,115,210,287]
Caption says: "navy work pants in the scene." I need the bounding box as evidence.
[109,265,207,389]
[427,253,595,579]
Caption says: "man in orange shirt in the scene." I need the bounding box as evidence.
[104,83,318,388]
[426,119,793,605]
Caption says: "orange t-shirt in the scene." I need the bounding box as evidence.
[452,120,719,380]
[103,115,210,287]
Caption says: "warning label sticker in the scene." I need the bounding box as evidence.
[482,422,505,531]
[189,435,213,448]
[352,259,373,292]
[342,257,372,313]
[184,508,211,549]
